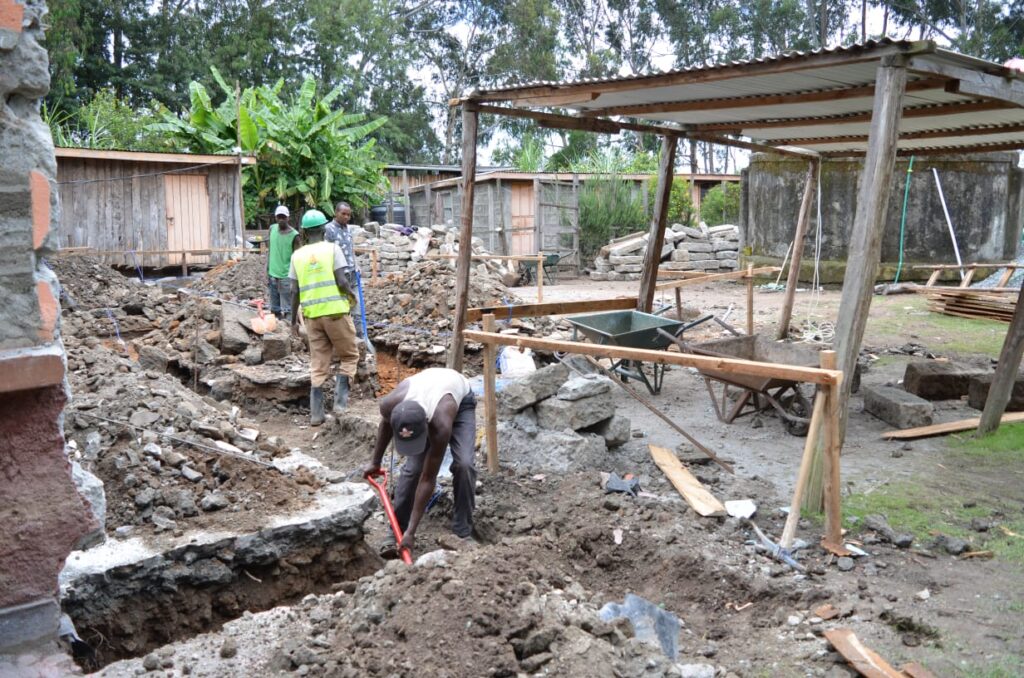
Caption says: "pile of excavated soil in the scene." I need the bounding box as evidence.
[189,255,268,302]
[49,255,143,309]
[64,340,317,537]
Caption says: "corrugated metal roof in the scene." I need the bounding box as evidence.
[467,40,1024,156]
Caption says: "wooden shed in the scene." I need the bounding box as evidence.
[55,148,255,269]
[405,170,740,256]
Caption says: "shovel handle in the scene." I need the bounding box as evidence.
[365,470,413,564]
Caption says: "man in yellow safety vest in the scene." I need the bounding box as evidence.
[289,209,359,425]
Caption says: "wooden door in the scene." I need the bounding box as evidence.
[164,174,211,265]
[509,181,535,254]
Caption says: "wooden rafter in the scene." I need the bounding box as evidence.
[689,99,1013,133]
[579,77,947,118]
[770,122,1024,146]
[472,103,680,137]
[823,140,1024,157]
[689,133,819,159]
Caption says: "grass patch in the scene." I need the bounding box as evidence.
[952,424,1024,465]
[867,296,1006,357]
[956,658,1024,678]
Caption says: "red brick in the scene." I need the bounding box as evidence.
[30,171,50,250]
[0,0,23,32]
[35,281,56,343]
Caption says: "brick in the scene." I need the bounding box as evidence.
[29,170,49,249]
[967,373,1024,411]
[863,385,934,429]
[0,0,24,32]
[903,361,990,400]
[35,280,56,342]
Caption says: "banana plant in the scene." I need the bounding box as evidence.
[151,67,389,222]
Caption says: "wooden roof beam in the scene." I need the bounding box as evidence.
[465,42,930,104]
[771,122,1024,146]
[472,103,681,136]
[691,99,1014,133]
[908,57,1024,108]
[822,140,1024,157]
[689,133,819,159]
[580,78,947,117]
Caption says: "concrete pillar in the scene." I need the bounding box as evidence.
[0,0,97,659]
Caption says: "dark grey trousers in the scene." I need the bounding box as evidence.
[393,392,477,538]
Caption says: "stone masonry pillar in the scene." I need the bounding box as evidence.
[0,0,97,660]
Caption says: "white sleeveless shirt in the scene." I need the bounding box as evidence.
[402,368,471,421]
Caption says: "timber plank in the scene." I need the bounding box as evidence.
[655,267,782,291]
[648,444,726,517]
[823,628,904,678]
[882,411,1024,440]
[466,297,637,322]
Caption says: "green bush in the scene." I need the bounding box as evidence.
[44,89,166,151]
[647,178,695,227]
[700,183,741,225]
[577,176,647,262]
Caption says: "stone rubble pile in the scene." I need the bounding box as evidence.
[49,255,144,309]
[496,363,631,472]
[591,223,741,281]
[353,221,514,282]
[63,338,318,540]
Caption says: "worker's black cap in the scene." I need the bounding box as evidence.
[390,401,428,456]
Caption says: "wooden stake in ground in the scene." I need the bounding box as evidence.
[537,251,544,303]
[745,263,755,335]
[482,313,499,473]
[779,360,829,549]
[777,160,817,340]
[649,444,726,517]
[446,103,479,371]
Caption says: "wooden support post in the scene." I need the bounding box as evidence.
[181,252,188,277]
[425,182,433,226]
[482,313,499,472]
[370,249,379,284]
[638,134,678,312]
[978,283,1024,435]
[776,160,817,339]
[831,60,907,442]
[537,251,544,303]
[674,288,683,320]
[745,263,755,335]
[447,104,478,371]
[402,169,411,228]
[780,359,829,549]
[822,352,844,548]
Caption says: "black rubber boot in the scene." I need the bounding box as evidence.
[310,386,325,426]
[334,375,350,413]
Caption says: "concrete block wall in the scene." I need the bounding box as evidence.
[0,0,97,655]
[741,153,1024,282]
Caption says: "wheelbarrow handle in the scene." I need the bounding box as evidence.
[365,470,413,564]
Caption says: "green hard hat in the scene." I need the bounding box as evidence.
[300,209,329,229]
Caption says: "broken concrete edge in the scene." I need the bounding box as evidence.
[59,482,375,591]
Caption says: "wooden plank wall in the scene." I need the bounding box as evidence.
[56,158,242,268]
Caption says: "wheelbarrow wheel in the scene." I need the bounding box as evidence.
[780,390,811,437]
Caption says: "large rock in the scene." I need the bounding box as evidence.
[220,303,258,355]
[536,391,615,431]
[903,361,989,400]
[137,345,170,372]
[498,363,569,414]
[863,385,934,429]
[262,330,291,361]
[71,462,106,551]
[584,414,631,447]
[967,373,1024,411]
[557,374,613,401]
[496,423,607,472]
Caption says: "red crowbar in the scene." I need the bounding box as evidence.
[365,470,413,564]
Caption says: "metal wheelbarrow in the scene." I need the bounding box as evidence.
[681,334,819,436]
[566,310,689,395]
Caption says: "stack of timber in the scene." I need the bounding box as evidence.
[925,288,1017,322]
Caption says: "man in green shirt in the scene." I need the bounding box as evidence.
[268,205,299,319]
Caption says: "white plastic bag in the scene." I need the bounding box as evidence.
[497,346,536,378]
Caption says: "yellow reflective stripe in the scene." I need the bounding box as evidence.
[299,280,336,293]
